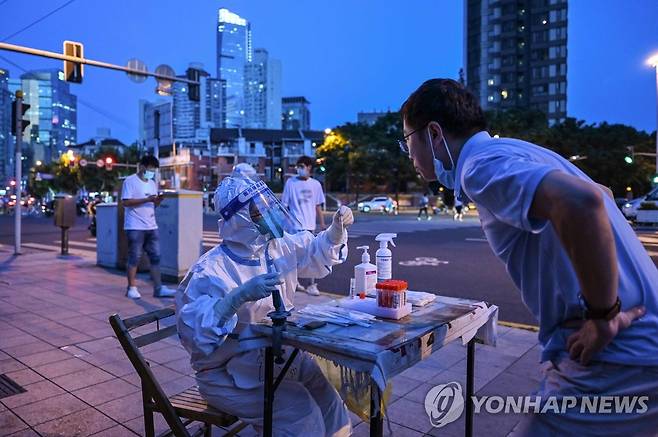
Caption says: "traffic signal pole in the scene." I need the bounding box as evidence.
[0,42,199,86]
[14,91,23,255]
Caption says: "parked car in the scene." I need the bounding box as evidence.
[622,187,658,220]
[357,196,397,214]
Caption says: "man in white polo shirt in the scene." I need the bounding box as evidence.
[282,155,327,295]
[121,155,176,299]
[400,79,658,434]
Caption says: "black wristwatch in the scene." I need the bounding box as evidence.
[580,294,622,321]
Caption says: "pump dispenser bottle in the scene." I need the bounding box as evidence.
[354,246,377,297]
[375,233,397,282]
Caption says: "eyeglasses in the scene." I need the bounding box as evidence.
[398,124,427,154]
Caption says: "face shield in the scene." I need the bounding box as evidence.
[219,180,303,241]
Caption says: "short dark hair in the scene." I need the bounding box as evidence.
[139,155,159,168]
[296,156,314,168]
[400,79,487,137]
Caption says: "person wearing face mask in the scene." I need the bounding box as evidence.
[400,79,658,435]
[282,155,327,296]
[121,155,175,299]
[176,172,353,436]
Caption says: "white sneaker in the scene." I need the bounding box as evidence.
[154,285,176,298]
[126,286,141,299]
[296,283,306,292]
[305,283,320,296]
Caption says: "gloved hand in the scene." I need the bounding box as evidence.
[214,272,283,323]
[327,206,354,244]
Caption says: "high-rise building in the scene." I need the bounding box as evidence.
[18,69,77,165]
[172,76,202,139]
[217,8,252,128]
[282,97,311,131]
[0,69,11,183]
[244,49,282,129]
[171,65,224,139]
[465,0,568,125]
[141,66,225,154]
[206,78,225,129]
[142,100,173,155]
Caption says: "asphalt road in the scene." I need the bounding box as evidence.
[2,211,657,327]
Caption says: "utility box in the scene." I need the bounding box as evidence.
[96,202,119,268]
[155,190,203,282]
[54,195,76,228]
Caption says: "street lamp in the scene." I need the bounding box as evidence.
[647,52,658,173]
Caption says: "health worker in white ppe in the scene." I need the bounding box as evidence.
[175,172,354,436]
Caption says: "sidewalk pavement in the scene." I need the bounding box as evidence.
[0,247,541,437]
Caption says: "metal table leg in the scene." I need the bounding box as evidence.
[370,380,383,437]
[263,347,274,437]
[466,339,475,437]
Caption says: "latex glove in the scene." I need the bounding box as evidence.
[214,273,283,323]
[327,206,354,244]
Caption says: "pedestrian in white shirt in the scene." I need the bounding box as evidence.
[282,156,327,296]
[399,79,657,435]
[121,155,176,299]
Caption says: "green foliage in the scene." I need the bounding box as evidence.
[27,145,141,196]
[317,113,420,194]
[319,109,655,198]
[487,109,656,197]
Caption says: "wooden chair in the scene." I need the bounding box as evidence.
[109,307,247,437]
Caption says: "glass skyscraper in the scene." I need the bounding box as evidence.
[0,69,11,183]
[13,69,77,166]
[244,49,282,129]
[216,8,252,128]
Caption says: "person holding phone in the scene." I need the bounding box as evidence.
[121,155,175,299]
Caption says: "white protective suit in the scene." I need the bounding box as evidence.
[176,175,352,437]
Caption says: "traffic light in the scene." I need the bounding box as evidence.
[652,175,658,185]
[104,156,113,171]
[186,68,200,102]
[11,99,30,135]
[63,40,84,83]
[624,146,634,164]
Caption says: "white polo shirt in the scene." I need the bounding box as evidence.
[455,131,658,365]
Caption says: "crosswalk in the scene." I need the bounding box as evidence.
[4,229,658,259]
[347,216,480,238]
[1,231,225,257]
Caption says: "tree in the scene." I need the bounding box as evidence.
[487,109,655,197]
[316,113,418,199]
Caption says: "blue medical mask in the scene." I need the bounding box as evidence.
[144,170,156,180]
[296,167,309,178]
[428,129,456,189]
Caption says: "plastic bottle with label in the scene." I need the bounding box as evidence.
[375,233,397,282]
[354,246,377,298]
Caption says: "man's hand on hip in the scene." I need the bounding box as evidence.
[565,305,645,365]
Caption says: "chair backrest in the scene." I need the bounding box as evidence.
[109,307,189,437]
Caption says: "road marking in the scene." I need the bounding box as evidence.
[498,320,539,332]
[21,242,95,256]
[399,257,450,267]
[465,238,488,242]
